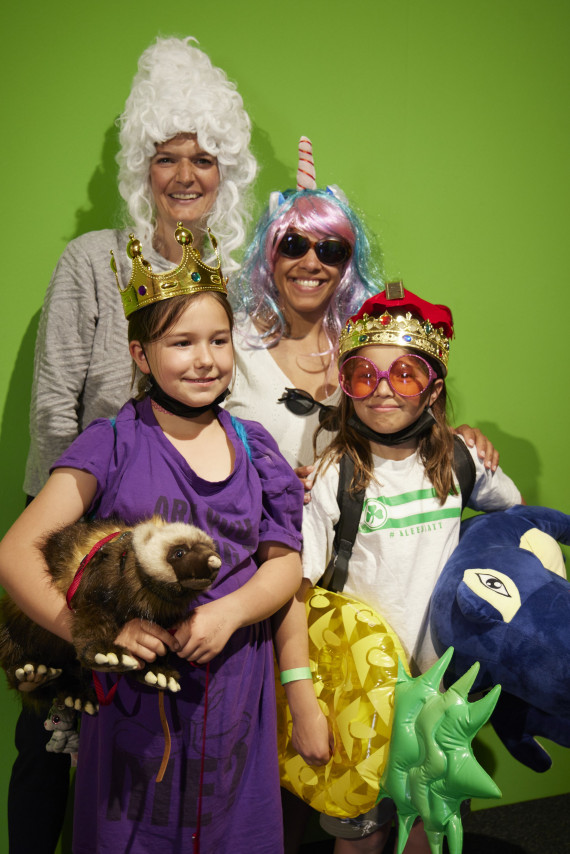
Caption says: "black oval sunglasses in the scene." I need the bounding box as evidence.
[276,233,352,267]
[278,387,337,426]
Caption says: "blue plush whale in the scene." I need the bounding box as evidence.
[430,504,570,772]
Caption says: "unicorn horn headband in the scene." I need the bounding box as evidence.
[296,136,317,190]
[269,136,347,214]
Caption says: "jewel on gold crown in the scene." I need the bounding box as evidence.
[338,310,451,370]
[111,223,228,318]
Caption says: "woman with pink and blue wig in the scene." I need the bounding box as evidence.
[227,138,382,471]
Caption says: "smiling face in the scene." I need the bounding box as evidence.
[130,294,233,408]
[350,345,443,437]
[272,229,346,322]
[149,133,220,234]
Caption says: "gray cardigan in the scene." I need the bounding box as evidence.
[24,229,172,496]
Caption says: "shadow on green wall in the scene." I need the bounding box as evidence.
[250,122,290,212]
[71,123,123,239]
[0,124,122,530]
[475,421,541,507]
[0,313,40,527]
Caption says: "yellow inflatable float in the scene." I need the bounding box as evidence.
[276,586,409,818]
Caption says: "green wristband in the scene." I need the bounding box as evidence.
[279,667,313,686]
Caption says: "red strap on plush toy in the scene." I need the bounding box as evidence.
[66,531,122,609]
[90,671,122,706]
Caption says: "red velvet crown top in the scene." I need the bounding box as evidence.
[349,285,454,339]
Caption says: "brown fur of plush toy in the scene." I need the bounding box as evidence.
[0,518,220,712]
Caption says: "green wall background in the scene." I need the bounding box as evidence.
[1,1,569,849]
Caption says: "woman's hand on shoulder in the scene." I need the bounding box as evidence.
[454,425,499,471]
[295,464,315,505]
[113,619,180,667]
[174,600,238,664]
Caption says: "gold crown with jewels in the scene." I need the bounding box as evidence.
[338,283,452,372]
[111,223,228,318]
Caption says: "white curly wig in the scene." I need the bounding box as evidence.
[117,36,257,274]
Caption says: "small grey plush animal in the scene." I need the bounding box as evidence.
[44,703,80,755]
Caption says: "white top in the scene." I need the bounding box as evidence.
[302,442,521,674]
[228,318,340,469]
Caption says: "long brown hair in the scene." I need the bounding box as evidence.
[314,350,456,504]
[127,292,234,399]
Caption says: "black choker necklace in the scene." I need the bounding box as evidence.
[148,377,229,418]
[348,408,435,447]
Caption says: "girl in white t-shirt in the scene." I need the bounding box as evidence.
[280,283,521,854]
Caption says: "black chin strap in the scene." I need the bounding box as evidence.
[147,376,229,419]
[347,408,436,446]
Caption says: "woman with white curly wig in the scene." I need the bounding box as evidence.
[24,35,256,498]
[117,36,255,271]
[14,36,256,854]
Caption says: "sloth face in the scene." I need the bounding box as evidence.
[165,541,221,590]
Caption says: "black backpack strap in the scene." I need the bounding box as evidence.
[452,435,476,510]
[319,455,365,592]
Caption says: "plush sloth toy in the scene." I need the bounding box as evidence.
[0,518,221,713]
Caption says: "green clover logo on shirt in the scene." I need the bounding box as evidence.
[359,498,388,533]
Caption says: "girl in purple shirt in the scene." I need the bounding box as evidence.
[0,229,308,854]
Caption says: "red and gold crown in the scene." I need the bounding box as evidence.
[338,282,453,373]
[111,223,228,318]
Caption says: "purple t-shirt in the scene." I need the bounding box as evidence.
[54,397,303,854]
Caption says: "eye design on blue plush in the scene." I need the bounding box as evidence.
[475,573,511,597]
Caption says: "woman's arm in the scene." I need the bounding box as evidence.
[0,468,97,642]
[25,241,100,495]
[273,578,332,765]
[174,542,302,664]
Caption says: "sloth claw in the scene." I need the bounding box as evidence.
[15,663,62,688]
[92,650,137,670]
[60,696,99,715]
[143,671,180,692]
[93,652,120,667]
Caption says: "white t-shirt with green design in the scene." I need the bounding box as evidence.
[302,441,521,674]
